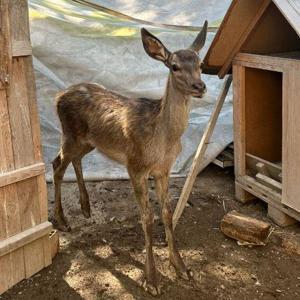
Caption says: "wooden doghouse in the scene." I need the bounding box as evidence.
[0,1,53,294]
[203,0,300,226]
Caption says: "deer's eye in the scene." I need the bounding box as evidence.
[172,64,180,72]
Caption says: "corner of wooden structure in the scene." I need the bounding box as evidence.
[268,205,297,227]
[235,182,256,203]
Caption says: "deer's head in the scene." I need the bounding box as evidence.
[141,21,208,98]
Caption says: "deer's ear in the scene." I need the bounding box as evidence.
[141,28,170,64]
[189,20,208,53]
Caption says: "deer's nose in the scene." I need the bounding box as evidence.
[192,81,206,93]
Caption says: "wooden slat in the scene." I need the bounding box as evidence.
[233,64,255,203]
[218,0,271,78]
[203,0,267,75]
[0,0,26,293]
[234,53,300,72]
[236,176,300,222]
[0,222,52,258]
[173,75,232,228]
[256,173,282,193]
[282,68,300,213]
[24,54,51,263]
[246,153,282,180]
[8,58,35,168]
[8,0,48,281]
[0,162,45,188]
[12,40,32,57]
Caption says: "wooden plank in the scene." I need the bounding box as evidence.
[233,64,254,203]
[0,221,52,258]
[246,153,282,181]
[218,0,271,78]
[12,40,32,57]
[282,68,300,213]
[234,53,300,72]
[268,205,297,227]
[9,0,30,42]
[236,176,300,222]
[0,0,26,293]
[24,54,51,263]
[203,0,267,75]
[0,162,45,188]
[173,75,232,228]
[7,5,46,274]
[8,58,35,168]
[256,163,270,176]
[256,173,282,193]
[0,0,11,90]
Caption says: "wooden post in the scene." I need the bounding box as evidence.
[0,1,53,294]
[173,75,232,228]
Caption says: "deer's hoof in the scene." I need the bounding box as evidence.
[82,208,91,219]
[80,201,91,218]
[142,280,161,296]
[52,215,72,232]
[179,268,194,281]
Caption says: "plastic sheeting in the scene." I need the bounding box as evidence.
[28,0,233,181]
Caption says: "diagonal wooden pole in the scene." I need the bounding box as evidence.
[173,75,232,229]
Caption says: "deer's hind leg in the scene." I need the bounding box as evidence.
[72,145,94,218]
[52,143,73,231]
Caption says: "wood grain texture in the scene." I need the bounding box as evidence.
[0,221,52,258]
[218,0,271,78]
[0,0,51,293]
[221,210,271,245]
[245,67,282,162]
[203,0,268,74]
[282,68,300,213]
[0,0,26,293]
[12,40,32,57]
[0,163,45,188]
[242,2,300,56]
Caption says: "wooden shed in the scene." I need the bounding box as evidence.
[0,0,53,294]
[203,0,300,226]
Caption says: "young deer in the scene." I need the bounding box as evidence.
[53,22,207,295]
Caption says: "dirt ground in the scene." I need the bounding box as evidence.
[1,165,300,300]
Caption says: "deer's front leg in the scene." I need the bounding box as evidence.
[129,170,160,296]
[155,174,193,280]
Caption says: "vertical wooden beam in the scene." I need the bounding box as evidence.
[173,75,232,228]
[282,68,300,213]
[233,64,255,203]
[0,0,25,294]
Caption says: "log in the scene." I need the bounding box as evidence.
[220,210,271,245]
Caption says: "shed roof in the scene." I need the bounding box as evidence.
[203,0,300,78]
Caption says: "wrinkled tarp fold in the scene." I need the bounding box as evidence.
[29,0,233,181]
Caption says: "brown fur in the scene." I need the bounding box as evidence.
[53,24,208,295]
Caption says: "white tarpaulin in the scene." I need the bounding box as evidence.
[28,0,233,181]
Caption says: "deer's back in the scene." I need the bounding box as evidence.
[55,83,165,165]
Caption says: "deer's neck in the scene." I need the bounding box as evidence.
[159,74,191,141]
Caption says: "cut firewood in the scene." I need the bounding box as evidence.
[220,210,272,245]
